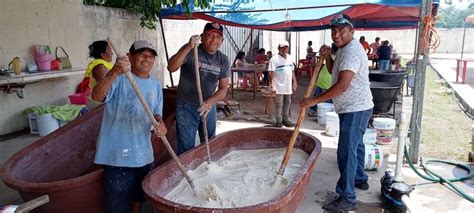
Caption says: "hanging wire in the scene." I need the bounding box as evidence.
[420,16,441,54]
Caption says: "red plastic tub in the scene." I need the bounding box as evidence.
[142,127,322,213]
[0,88,178,213]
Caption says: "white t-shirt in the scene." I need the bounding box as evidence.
[268,53,294,94]
[332,38,374,114]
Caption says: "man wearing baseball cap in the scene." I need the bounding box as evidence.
[268,40,297,127]
[168,22,230,155]
[300,14,373,212]
[92,39,167,213]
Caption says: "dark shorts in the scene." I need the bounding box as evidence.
[103,163,153,213]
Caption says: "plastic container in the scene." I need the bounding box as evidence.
[373,118,396,145]
[27,113,39,134]
[142,127,322,213]
[365,144,383,170]
[37,113,59,137]
[317,103,334,125]
[68,93,88,105]
[0,89,178,213]
[363,128,377,144]
[325,111,339,137]
[58,120,68,127]
[35,54,52,71]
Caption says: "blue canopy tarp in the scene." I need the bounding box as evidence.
[160,0,439,31]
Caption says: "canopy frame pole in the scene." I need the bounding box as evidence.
[461,22,467,60]
[159,17,173,87]
[409,0,434,164]
[223,26,240,53]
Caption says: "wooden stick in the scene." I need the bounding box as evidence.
[16,195,49,212]
[193,47,212,164]
[106,38,196,192]
[277,54,327,176]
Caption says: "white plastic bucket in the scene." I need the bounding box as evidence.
[363,128,377,144]
[325,112,339,137]
[317,103,334,124]
[27,113,39,134]
[365,144,383,170]
[373,118,396,145]
[59,120,69,127]
[37,113,59,137]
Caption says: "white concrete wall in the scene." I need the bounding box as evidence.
[0,0,165,135]
[160,19,209,87]
[1,0,471,135]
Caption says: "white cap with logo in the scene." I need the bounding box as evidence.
[278,40,289,48]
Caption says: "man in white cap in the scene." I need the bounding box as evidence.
[300,14,373,212]
[268,40,297,127]
[92,40,167,213]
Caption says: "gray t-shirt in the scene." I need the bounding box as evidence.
[332,38,374,114]
[177,45,230,105]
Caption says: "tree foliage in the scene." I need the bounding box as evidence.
[83,0,210,30]
[436,6,474,28]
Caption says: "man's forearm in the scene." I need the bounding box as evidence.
[205,86,228,105]
[168,44,192,73]
[91,70,120,102]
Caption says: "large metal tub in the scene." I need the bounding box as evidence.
[0,88,178,213]
[142,127,322,213]
[369,70,407,86]
[370,81,400,114]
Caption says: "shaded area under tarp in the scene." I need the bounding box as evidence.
[160,0,439,31]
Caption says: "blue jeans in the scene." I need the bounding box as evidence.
[103,163,153,213]
[379,60,390,70]
[310,87,332,112]
[336,108,373,204]
[176,98,217,155]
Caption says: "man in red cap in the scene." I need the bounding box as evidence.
[168,22,230,155]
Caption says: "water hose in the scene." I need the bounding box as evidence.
[404,146,474,202]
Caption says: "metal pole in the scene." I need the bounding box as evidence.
[159,17,174,87]
[413,23,420,65]
[409,0,432,164]
[250,29,254,59]
[461,22,467,60]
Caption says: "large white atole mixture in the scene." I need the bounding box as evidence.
[164,148,309,208]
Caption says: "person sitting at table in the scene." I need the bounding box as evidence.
[377,40,391,70]
[266,51,273,61]
[368,37,381,68]
[306,40,316,60]
[390,44,402,71]
[359,36,370,54]
[254,48,269,85]
[233,51,259,89]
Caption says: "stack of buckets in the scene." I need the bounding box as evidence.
[27,113,65,137]
[363,128,383,170]
[316,103,339,137]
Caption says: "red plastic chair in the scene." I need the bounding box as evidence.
[295,59,314,79]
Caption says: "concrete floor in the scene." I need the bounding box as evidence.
[1,56,474,212]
